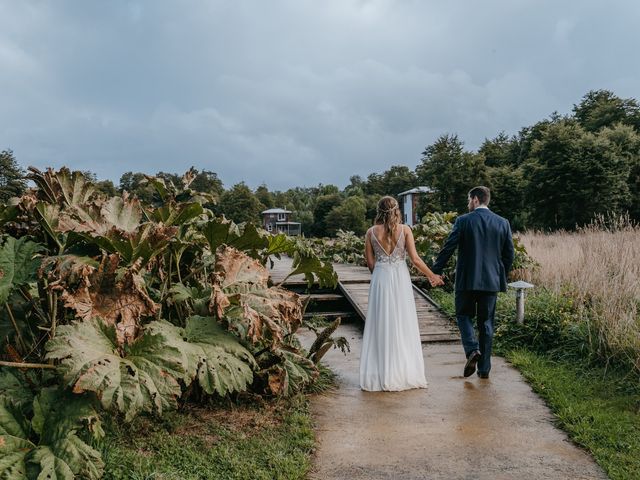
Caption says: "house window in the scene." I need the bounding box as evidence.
[277,213,286,221]
[267,224,273,232]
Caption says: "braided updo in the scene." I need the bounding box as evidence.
[374,196,402,243]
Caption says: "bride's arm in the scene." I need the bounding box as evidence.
[364,229,375,273]
[404,225,444,287]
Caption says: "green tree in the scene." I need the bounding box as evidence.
[118,171,154,203]
[81,171,117,197]
[415,134,488,212]
[311,194,343,236]
[525,120,633,229]
[363,165,417,196]
[479,132,519,168]
[189,169,224,199]
[486,165,527,230]
[325,196,368,236]
[599,124,640,221]
[573,90,640,132]
[255,184,275,209]
[219,182,264,224]
[0,149,26,202]
[380,165,418,195]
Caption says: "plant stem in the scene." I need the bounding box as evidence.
[0,360,56,369]
[50,291,58,339]
[182,264,206,284]
[18,286,49,324]
[5,302,28,353]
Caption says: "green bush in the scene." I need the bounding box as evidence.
[494,289,587,356]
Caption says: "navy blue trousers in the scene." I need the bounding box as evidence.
[455,291,497,375]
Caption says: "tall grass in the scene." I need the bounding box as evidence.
[520,217,640,373]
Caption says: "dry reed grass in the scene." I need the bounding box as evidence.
[520,218,640,372]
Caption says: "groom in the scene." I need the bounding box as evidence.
[431,186,514,378]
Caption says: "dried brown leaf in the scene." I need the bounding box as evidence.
[210,246,302,347]
[267,367,287,396]
[50,254,158,345]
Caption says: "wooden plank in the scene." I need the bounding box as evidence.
[269,256,459,342]
[304,311,357,319]
[302,293,344,301]
[338,282,367,320]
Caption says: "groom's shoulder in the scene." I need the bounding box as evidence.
[456,212,472,222]
[490,210,510,224]
[487,210,511,229]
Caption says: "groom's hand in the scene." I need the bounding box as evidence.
[428,274,445,287]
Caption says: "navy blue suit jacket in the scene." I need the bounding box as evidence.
[431,208,515,293]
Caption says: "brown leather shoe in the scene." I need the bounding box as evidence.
[477,372,489,379]
[464,350,481,377]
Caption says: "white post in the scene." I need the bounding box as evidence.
[515,289,525,324]
[508,281,534,324]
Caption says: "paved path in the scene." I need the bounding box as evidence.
[301,324,608,480]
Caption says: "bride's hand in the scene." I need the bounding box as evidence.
[428,274,444,287]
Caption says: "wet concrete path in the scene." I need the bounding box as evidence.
[302,324,607,480]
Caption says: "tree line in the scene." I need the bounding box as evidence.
[2,89,639,234]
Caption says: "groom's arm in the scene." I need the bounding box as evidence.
[501,221,515,274]
[431,217,462,275]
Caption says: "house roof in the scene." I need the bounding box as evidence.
[261,208,292,214]
[397,186,433,196]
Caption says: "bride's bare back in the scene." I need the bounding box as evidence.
[365,223,444,287]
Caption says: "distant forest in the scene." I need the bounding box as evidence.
[2,89,639,235]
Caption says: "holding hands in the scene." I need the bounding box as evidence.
[428,273,445,288]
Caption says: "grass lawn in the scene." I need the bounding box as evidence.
[506,349,640,480]
[429,289,640,480]
[101,367,336,480]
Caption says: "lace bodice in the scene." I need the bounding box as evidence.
[368,226,406,264]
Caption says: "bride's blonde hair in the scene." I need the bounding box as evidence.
[375,196,402,242]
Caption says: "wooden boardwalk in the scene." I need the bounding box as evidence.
[269,256,458,343]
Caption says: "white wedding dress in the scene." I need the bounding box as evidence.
[359,226,428,391]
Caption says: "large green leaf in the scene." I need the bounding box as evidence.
[201,216,241,253]
[0,398,33,480]
[0,236,43,304]
[106,223,176,265]
[182,316,255,396]
[27,167,95,208]
[0,387,105,480]
[287,251,337,289]
[34,203,64,249]
[99,195,142,233]
[230,223,270,258]
[0,204,18,229]
[0,370,33,409]
[50,192,175,265]
[266,349,318,396]
[27,388,104,480]
[45,318,187,421]
[168,283,211,317]
[26,447,74,480]
[149,201,203,227]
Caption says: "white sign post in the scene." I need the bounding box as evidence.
[507,281,535,324]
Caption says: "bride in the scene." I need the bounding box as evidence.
[359,196,444,391]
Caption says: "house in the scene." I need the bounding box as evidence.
[397,186,433,226]
[261,208,301,235]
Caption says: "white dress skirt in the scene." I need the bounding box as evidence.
[359,227,428,391]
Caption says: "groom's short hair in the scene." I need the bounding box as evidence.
[468,186,490,205]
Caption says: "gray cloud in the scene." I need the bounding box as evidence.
[1,0,639,189]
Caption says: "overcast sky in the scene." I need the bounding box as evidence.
[1,1,639,190]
